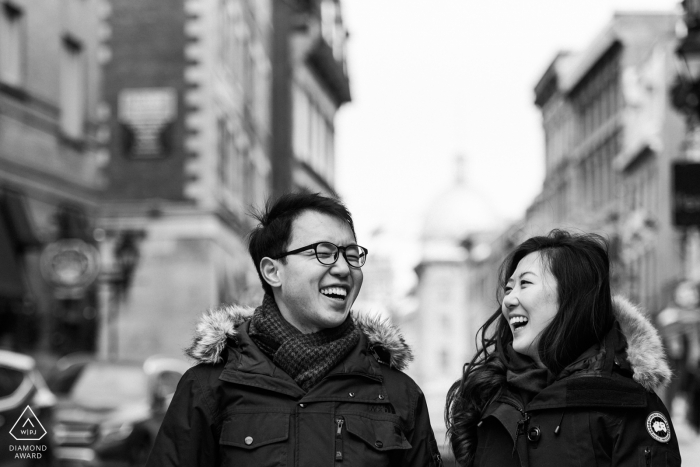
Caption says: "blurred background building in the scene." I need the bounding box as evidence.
[435,11,687,363]
[527,12,684,313]
[402,157,504,443]
[0,0,351,362]
[393,10,700,457]
[0,0,106,356]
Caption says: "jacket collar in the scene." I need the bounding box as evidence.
[542,295,672,392]
[611,295,671,391]
[217,317,390,402]
[517,295,671,411]
[185,303,413,371]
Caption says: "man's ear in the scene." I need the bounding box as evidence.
[260,257,282,289]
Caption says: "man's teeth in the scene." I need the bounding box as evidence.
[320,287,347,298]
[509,316,528,327]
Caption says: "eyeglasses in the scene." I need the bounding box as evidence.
[272,242,369,268]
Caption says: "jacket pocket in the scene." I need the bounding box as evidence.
[220,412,290,467]
[639,445,682,467]
[340,413,411,466]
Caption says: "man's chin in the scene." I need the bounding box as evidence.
[317,308,351,328]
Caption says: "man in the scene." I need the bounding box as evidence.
[146,192,442,466]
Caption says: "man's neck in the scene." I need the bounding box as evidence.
[271,294,320,334]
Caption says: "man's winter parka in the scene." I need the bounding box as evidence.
[461,296,682,467]
[146,306,442,467]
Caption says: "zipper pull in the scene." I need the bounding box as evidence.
[336,417,344,436]
[335,417,345,462]
[512,413,530,457]
[644,447,651,467]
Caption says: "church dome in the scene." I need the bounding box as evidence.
[423,183,502,241]
[420,157,503,262]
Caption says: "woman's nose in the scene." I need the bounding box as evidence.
[503,292,519,309]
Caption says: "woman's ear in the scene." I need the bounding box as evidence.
[260,257,282,289]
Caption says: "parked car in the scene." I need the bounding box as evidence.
[49,356,189,467]
[0,349,57,467]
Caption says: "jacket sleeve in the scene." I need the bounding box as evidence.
[401,389,444,467]
[146,367,218,467]
[602,393,681,467]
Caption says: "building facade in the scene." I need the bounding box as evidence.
[99,0,350,360]
[0,0,107,356]
[529,12,685,313]
[98,0,273,360]
[400,161,504,448]
[271,0,350,197]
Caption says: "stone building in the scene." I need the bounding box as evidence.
[528,11,685,313]
[97,0,275,360]
[0,0,107,356]
[402,160,504,448]
[463,13,686,349]
[271,0,351,197]
[98,0,351,360]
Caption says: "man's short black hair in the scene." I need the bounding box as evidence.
[248,191,356,296]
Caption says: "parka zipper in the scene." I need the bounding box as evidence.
[500,396,529,458]
[335,416,345,462]
[644,447,651,466]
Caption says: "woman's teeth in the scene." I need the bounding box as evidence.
[510,316,528,329]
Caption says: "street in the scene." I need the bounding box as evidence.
[673,398,700,462]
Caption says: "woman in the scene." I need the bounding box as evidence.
[445,230,681,466]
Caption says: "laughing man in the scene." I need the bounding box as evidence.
[146,192,442,467]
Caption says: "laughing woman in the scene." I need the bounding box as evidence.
[445,230,681,467]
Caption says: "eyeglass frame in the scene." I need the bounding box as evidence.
[270,241,369,268]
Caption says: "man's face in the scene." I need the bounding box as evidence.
[272,210,363,333]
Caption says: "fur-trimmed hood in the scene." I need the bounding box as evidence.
[612,295,671,391]
[185,304,414,371]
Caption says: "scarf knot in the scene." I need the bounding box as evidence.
[249,295,360,391]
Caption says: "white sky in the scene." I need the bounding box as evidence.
[335,0,680,295]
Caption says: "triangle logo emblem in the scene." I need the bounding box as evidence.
[9,406,47,441]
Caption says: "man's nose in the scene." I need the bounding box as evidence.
[330,253,351,276]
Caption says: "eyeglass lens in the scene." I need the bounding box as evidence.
[316,242,366,267]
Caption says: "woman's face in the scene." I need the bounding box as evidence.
[501,251,559,365]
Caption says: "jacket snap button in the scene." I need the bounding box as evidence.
[299,403,305,408]
[527,426,541,442]
[378,394,384,400]
[349,392,355,397]
[244,436,253,445]
[374,441,383,448]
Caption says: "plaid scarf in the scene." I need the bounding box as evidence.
[249,294,360,391]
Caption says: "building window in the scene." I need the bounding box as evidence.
[217,117,231,188]
[292,85,310,163]
[0,2,24,87]
[60,35,85,139]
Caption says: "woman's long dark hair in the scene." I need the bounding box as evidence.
[445,229,616,466]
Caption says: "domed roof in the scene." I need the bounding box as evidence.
[422,158,502,241]
[423,184,502,240]
[420,157,503,263]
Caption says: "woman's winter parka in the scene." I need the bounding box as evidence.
[457,296,682,467]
